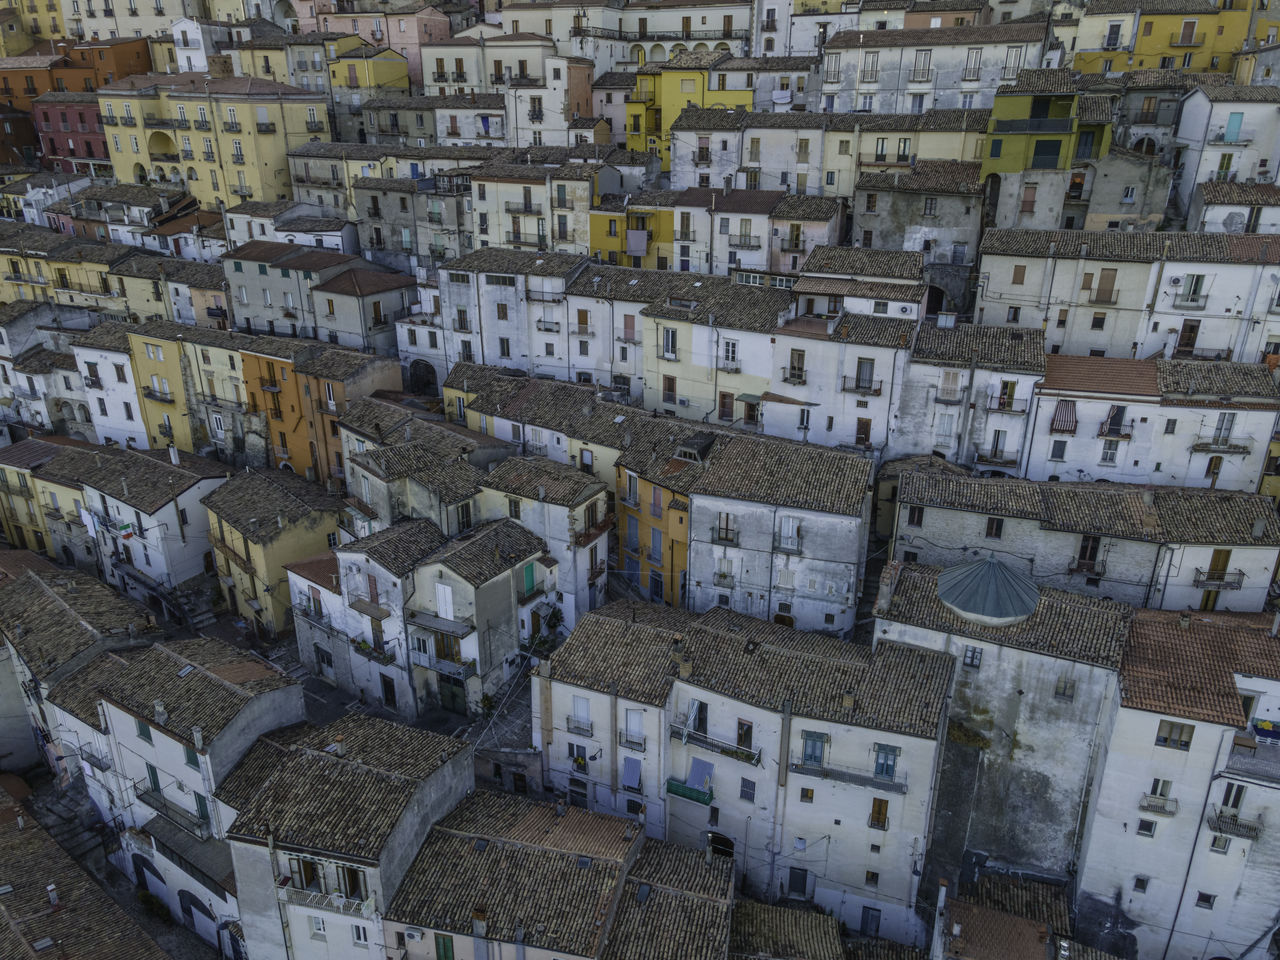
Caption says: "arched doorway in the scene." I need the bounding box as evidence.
[131,853,167,898]
[649,43,666,62]
[408,358,438,396]
[132,162,147,183]
[1131,136,1157,156]
[708,832,734,858]
[630,44,645,65]
[178,890,218,944]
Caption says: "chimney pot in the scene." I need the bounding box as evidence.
[192,726,203,751]
[47,884,57,907]
[168,443,180,466]
[333,734,346,757]
[153,699,167,724]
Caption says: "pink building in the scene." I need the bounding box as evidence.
[32,91,111,177]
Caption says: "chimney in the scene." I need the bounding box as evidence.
[46,884,57,907]
[704,839,712,866]
[121,477,129,498]
[153,699,167,725]
[332,734,347,757]
[277,513,285,529]
[16,814,24,830]
[555,799,566,816]
[95,452,102,468]
[678,655,693,679]
[1141,488,1154,506]
[192,726,203,751]
[841,690,856,709]
[1179,613,1191,628]
[471,908,487,938]
[537,484,546,501]
[1252,516,1267,539]
[168,443,180,466]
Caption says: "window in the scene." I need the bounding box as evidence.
[309,916,326,937]
[1210,834,1230,853]
[800,787,814,803]
[1195,892,1215,910]
[737,719,753,750]
[923,197,937,217]
[963,645,982,668]
[907,505,923,527]
[869,796,889,830]
[1133,876,1149,893]
[740,777,756,802]
[137,718,152,743]
[1006,306,1020,324]
[184,744,199,768]
[985,517,1003,539]
[1137,818,1156,837]
[801,730,825,766]
[865,870,879,887]
[1156,719,1194,750]
[1011,264,1026,284]
[1054,676,1076,702]
[352,925,368,945]
[434,934,455,960]
[873,743,899,780]
[1050,439,1067,461]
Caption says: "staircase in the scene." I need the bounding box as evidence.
[29,775,108,879]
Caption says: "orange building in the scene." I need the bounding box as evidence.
[0,37,151,115]
[241,338,313,476]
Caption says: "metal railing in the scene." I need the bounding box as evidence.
[1138,793,1179,816]
[618,731,646,752]
[728,234,761,250]
[974,446,1018,466]
[987,396,1028,413]
[276,884,375,917]
[1170,30,1205,45]
[566,716,593,737]
[1069,557,1106,576]
[711,527,739,546]
[1173,292,1207,310]
[668,723,761,765]
[789,754,908,793]
[841,377,882,396]
[781,365,806,385]
[1207,805,1260,840]
[774,533,802,555]
[505,201,542,215]
[133,780,211,840]
[1192,434,1251,454]
[1193,568,1244,590]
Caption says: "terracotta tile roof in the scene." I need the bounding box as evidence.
[1120,609,1280,726]
[1040,355,1160,395]
[200,468,344,543]
[771,194,841,221]
[942,900,1051,960]
[593,70,637,88]
[353,432,484,503]
[827,19,1047,48]
[844,941,928,960]
[717,56,819,71]
[0,786,172,960]
[1198,180,1280,206]
[827,108,992,133]
[802,245,923,280]
[284,552,339,592]
[0,436,63,469]
[224,714,470,858]
[336,518,448,577]
[996,68,1079,95]
[443,246,587,277]
[1085,0,1215,12]
[481,455,606,507]
[1156,358,1280,400]
[729,901,843,960]
[293,345,394,381]
[912,323,1045,372]
[1077,94,1114,124]
[425,518,547,585]
[48,637,296,743]
[1122,69,1231,90]
[964,874,1072,933]
[70,320,133,352]
[689,435,873,515]
[546,604,954,738]
[311,266,416,297]
[877,564,1130,669]
[339,395,440,444]
[856,159,982,195]
[831,313,919,348]
[432,790,638,859]
[980,228,1280,263]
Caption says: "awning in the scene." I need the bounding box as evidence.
[737,394,761,404]
[622,756,642,790]
[687,757,715,791]
[1050,399,1077,435]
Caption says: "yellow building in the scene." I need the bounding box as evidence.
[0,438,64,556]
[171,324,250,460]
[981,71,1113,180]
[127,323,195,452]
[626,51,751,171]
[97,72,331,211]
[1261,431,1280,503]
[1073,0,1252,74]
[588,190,679,268]
[202,467,344,637]
[616,434,700,607]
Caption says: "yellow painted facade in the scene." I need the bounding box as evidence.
[98,74,331,211]
[616,465,689,607]
[0,460,51,556]
[589,199,676,268]
[626,66,751,171]
[242,344,310,472]
[329,48,410,93]
[127,329,194,452]
[1074,4,1252,74]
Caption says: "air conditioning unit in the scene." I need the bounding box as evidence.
[677,398,690,406]
[405,929,425,943]
[1169,276,1183,286]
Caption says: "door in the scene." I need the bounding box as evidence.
[435,582,454,620]
[1209,548,1231,577]
[860,907,881,937]
[856,418,872,445]
[681,15,691,36]
[1180,18,1197,44]
[718,391,733,421]
[380,674,397,709]
[438,674,467,714]
[314,643,335,681]
[146,762,160,792]
[1096,268,1117,303]
[522,562,535,597]
[347,64,358,86]
[788,867,808,897]
[722,14,732,35]
[1178,318,1200,352]
[991,428,1007,458]
[580,448,593,474]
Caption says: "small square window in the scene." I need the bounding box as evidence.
[985,517,1003,539]
[907,505,923,526]
[136,718,152,743]
[1091,313,1106,330]
[1195,892,1215,910]
[870,843,881,854]
[1050,439,1067,461]
[1164,419,1177,434]
[865,870,879,887]
[1133,876,1149,893]
[1054,676,1076,702]
[800,787,814,803]
[1210,834,1230,853]
[1137,818,1156,837]
[740,777,756,802]
[963,645,982,668]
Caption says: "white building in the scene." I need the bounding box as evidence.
[45,636,304,959]
[1172,84,1280,215]
[1186,179,1280,234]
[532,601,955,944]
[71,321,149,450]
[1025,354,1280,492]
[891,472,1280,613]
[226,714,474,960]
[80,445,227,623]
[1075,610,1280,960]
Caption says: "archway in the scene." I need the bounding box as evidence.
[672,43,688,54]
[131,853,166,897]
[178,890,217,943]
[132,162,147,183]
[409,358,438,396]
[186,166,198,181]
[1131,136,1157,156]
[714,41,730,51]
[693,42,709,51]
[630,44,645,65]
[649,43,666,62]
[708,832,734,858]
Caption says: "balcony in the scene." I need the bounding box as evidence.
[788,755,909,794]
[909,67,935,83]
[231,154,246,165]
[694,149,711,166]
[133,781,211,840]
[1192,434,1252,454]
[1226,737,1280,784]
[986,396,1028,414]
[962,67,981,81]
[120,115,138,127]
[143,116,174,129]
[79,746,111,773]
[713,571,734,588]
[670,723,762,765]
[306,120,325,132]
[780,238,806,253]
[555,230,576,244]
[1097,419,1134,440]
[410,650,476,679]
[276,883,376,917]
[1211,128,1255,145]
[181,148,194,159]
[1193,568,1244,590]
[432,71,447,82]
[1170,30,1205,46]
[728,234,761,250]
[259,377,282,392]
[528,110,544,123]
[841,377,882,396]
[223,121,241,133]
[1207,805,1260,840]
[505,232,547,250]
[566,716,593,737]
[860,69,879,83]
[762,17,777,30]
[257,122,276,133]
[214,537,254,575]
[1088,289,1119,305]
[717,359,740,374]
[194,119,210,130]
[1173,291,1207,310]
[505,201,543,215]
[518,581,544,604]
[992,117,1073,134]
[101,115,118,125]
[83,375,102,389]
[774,533,802,555]
[974,446,1019,467]
[711,526,738,546]
[451,71,467,82]
[1068,557,1106,576]
[573,512,613,546]
[1138,793,1179,816]
[142,385,174,403]
[666,776,713,804]
[151,151,179,164]
[618,731,646,752]
[781,365,806,385]
[203,152,216,162]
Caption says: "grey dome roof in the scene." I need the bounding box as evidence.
[937,556,1039,627]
